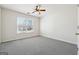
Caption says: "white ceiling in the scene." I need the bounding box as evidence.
[0,4,48,17]
[0,4,76,18]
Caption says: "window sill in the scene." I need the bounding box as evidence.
[17,30,34,35]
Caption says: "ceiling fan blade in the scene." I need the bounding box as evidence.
[35,5,39,11]
[39,9,46,11]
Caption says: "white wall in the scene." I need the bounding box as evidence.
[77,7,79,48]
[40,5,77,44]
[1,8,40,42]
[0,8,1,43]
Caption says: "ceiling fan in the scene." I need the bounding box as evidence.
[32,5,46,14]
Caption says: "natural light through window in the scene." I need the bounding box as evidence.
[17,16,33,33]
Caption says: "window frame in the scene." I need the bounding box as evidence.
[16,16,33,34]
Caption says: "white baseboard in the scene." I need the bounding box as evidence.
[1,35,40,43]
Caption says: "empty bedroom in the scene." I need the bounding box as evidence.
[0,4,78,55]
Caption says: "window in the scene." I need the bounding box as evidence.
[17,16,33,33]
